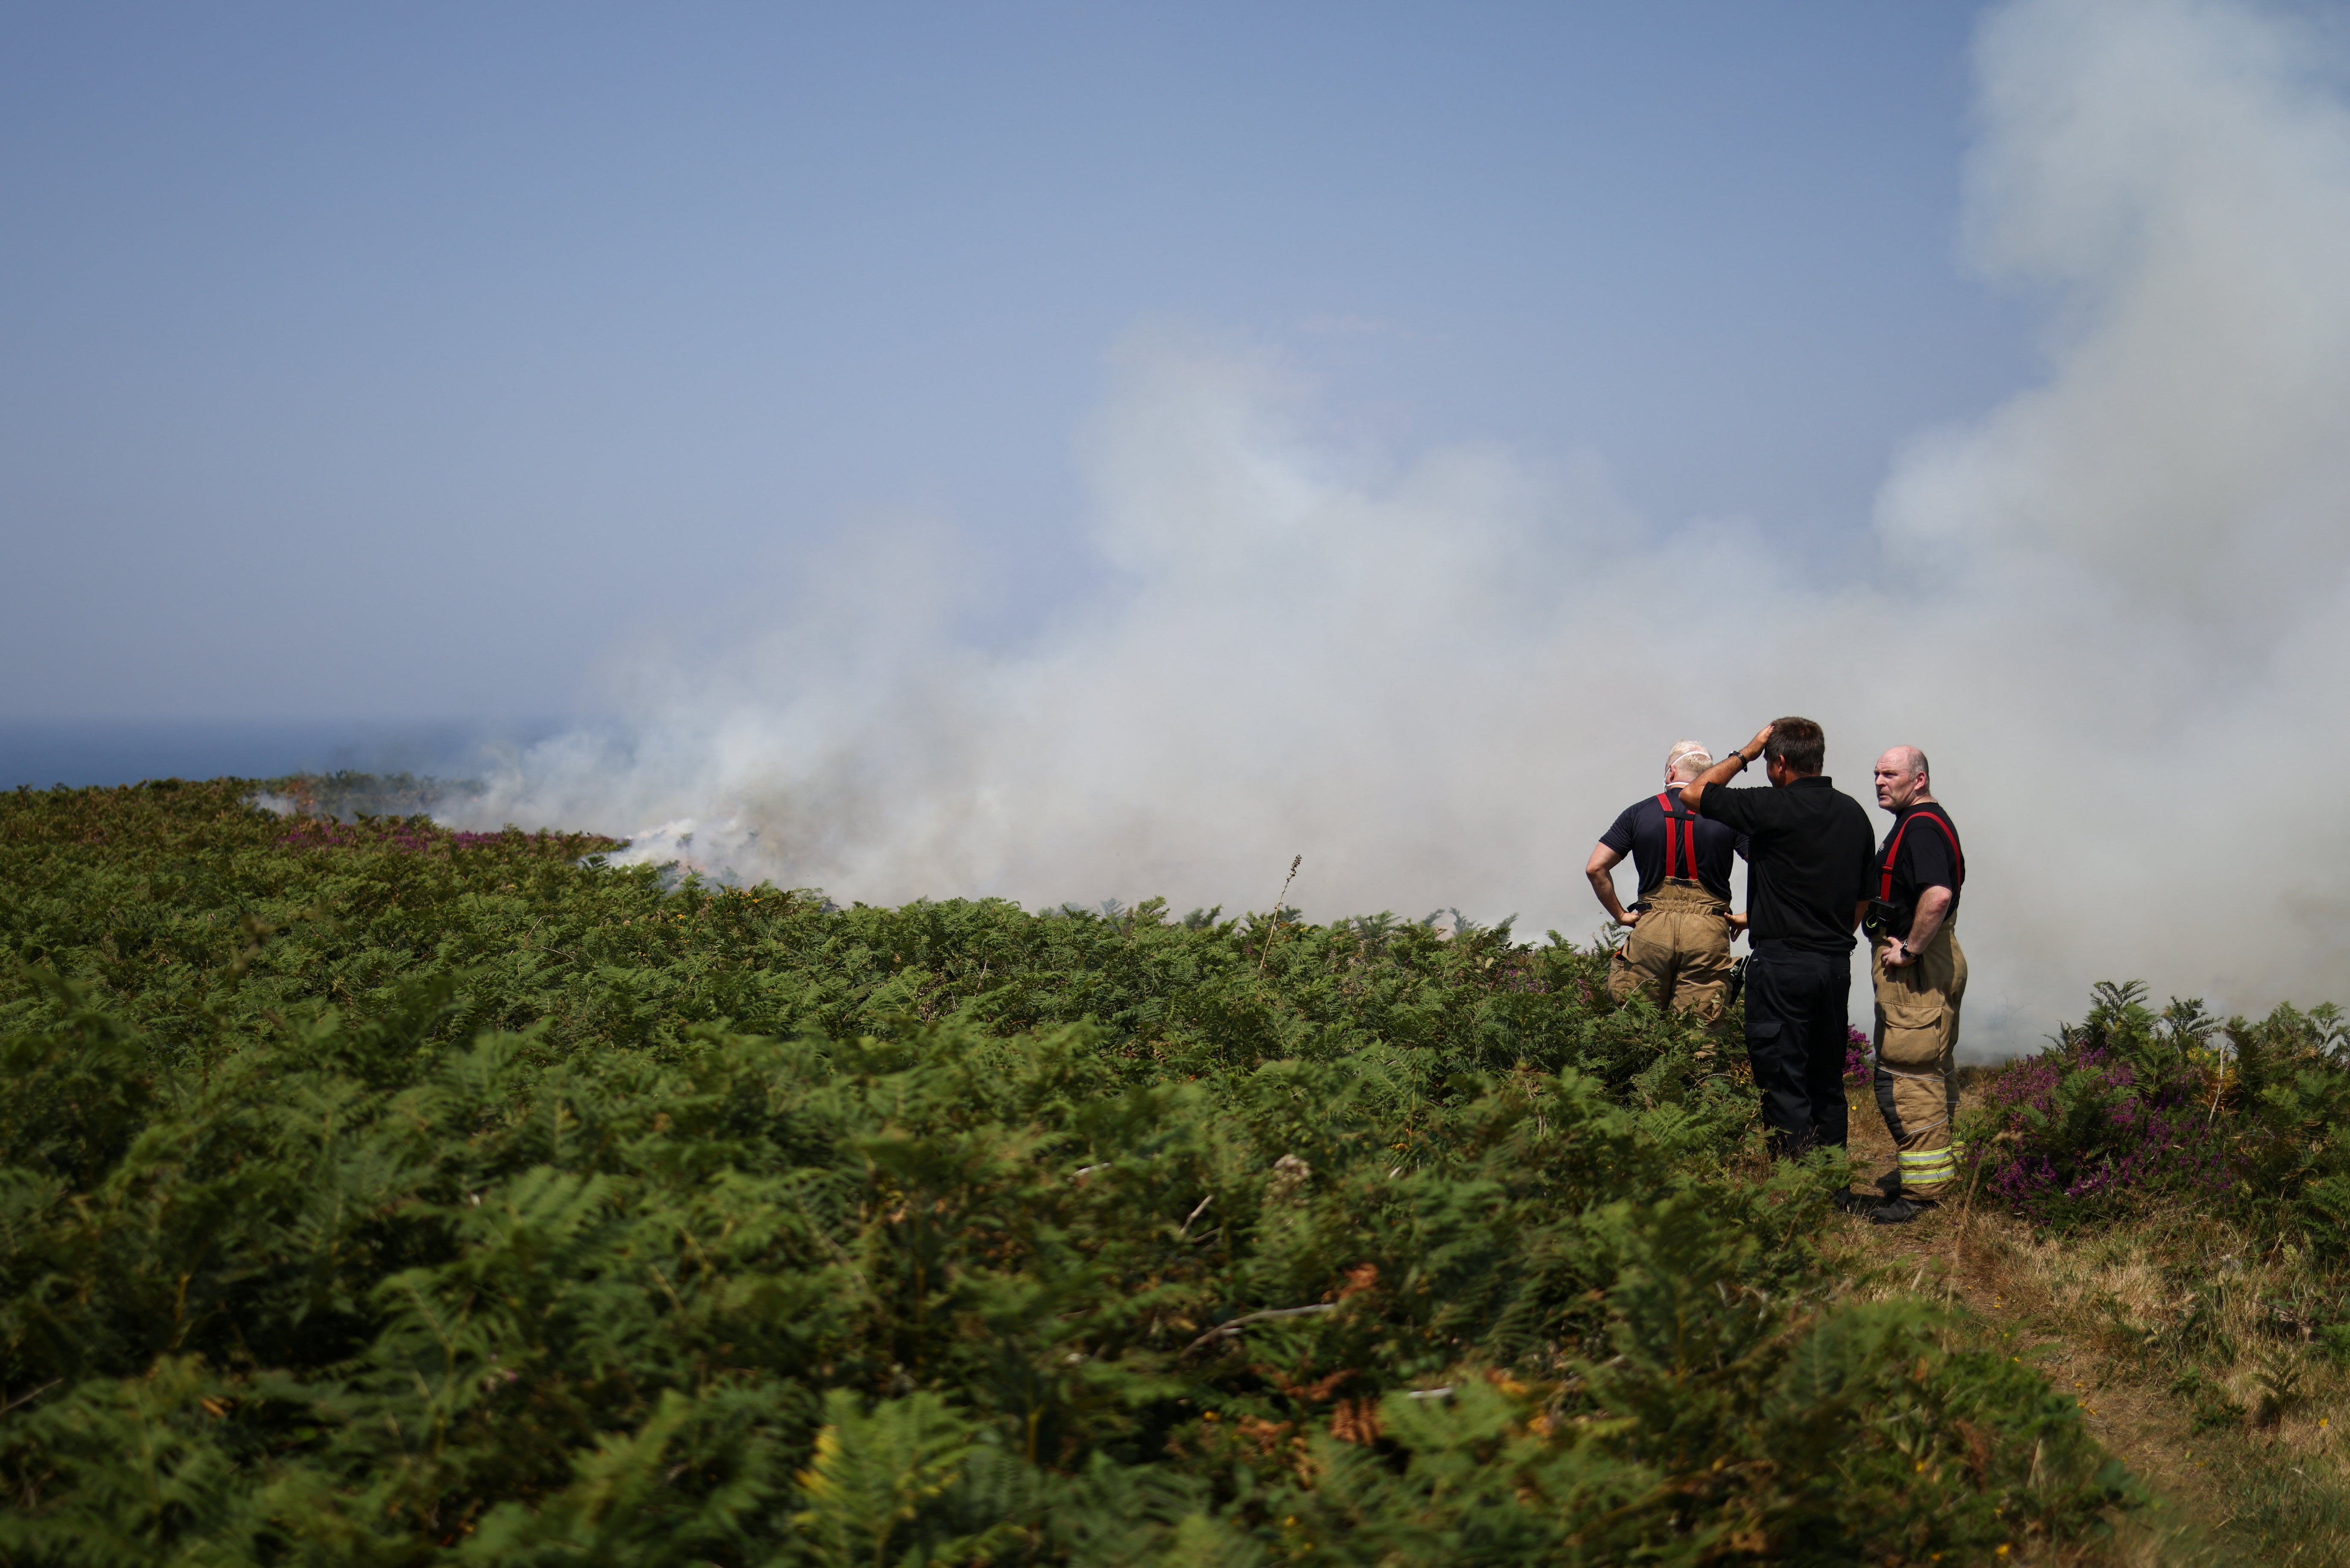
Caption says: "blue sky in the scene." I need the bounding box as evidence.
[3,3,2028,723]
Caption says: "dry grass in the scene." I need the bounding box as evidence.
[1829,1093,2350,1565]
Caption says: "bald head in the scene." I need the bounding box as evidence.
[1872,746,1934,810]
[1665,740,1713,783]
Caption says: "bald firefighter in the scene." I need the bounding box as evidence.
[1854,746,1967,1224]
[1587,740,1748,1025]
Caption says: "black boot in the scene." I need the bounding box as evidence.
[1871,1195,1938,1225]
[1831,1189,1877,1215]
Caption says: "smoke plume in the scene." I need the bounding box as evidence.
[458,0,2350,1054]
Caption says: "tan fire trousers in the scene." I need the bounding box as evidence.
[1607,880,1737,1026]
[1871,923,1967,1199]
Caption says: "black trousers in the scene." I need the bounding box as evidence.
[1743,942,1851,1157]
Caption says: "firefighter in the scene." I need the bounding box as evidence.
[1680,719,1877,1159]
[1587,740,1748,1025]
[1855,745,1966,1224]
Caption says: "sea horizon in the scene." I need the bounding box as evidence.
[0,716,568,792]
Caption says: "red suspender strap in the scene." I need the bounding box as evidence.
[1923,813,1964,887]
[1879,810,1964,900]
[1657,790,1702,881]
[1927,818,1965,888]
[1878,816,1909,901]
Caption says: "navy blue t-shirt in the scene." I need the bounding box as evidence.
[1600,791,1747,901]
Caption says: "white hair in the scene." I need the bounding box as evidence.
[1665,740,1712,781]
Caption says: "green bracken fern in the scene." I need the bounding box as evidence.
[0,778,2132,1564]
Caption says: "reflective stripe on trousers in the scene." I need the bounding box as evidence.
[1871,922,1967,1200]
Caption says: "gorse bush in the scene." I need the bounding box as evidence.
[1972,979,2350,1253]
[0,779,2131,1564]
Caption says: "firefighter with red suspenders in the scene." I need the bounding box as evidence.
[1585,741,1749,1025]
[1848,745,1967,1224]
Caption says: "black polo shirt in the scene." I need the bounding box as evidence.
[1696,775,1876,954]
[1598,792,1747,900]
[1877,802,1963,937]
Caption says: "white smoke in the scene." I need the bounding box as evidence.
[456,0,2350,1054]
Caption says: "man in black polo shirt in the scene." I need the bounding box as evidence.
[1586,740,1749,1025]
[1678,717,1875,1159]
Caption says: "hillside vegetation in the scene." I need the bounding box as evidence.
[0,778,2186,1564]
[1925,980,2350,1564]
